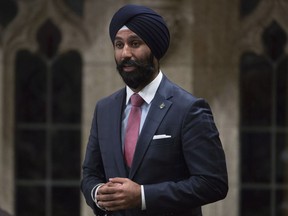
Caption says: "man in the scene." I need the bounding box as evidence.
[81,4,228,216]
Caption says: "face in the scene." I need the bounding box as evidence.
[114,28,159,91]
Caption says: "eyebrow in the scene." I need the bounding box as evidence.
[114,35,142,42]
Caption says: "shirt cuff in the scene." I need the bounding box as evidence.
[141,185,146,210]
[91,183,106,211]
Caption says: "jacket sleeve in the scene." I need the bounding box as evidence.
[80,104,107,216]
[144,98,228,214]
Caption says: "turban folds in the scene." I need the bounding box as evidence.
[109,4,170,60]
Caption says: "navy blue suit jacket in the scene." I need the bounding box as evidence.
[81,75,228,216]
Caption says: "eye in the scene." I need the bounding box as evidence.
[114,41,124,49]
[131,40,140,48]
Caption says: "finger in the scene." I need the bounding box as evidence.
[97,192,116,202]
[107,181,122,187]
[98,184,118,194]
[109,177,127,184]
[99,199,126,211]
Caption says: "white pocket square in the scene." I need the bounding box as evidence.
[153,134,172,140]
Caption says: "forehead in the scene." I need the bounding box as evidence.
[115,28,142,41]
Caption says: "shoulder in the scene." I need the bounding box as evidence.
[96,88,125,106]
[160,76,212,113]
[161,75,202,103]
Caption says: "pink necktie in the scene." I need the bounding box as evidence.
[124,93,144,167]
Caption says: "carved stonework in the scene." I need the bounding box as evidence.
[0,1,87,214]
[0,0,18,47]
[1,0,89,56]
[240,0,262,17]
[239,1,288,215]
[239,0,288,55]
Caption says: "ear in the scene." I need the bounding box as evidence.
[153,57,160,72]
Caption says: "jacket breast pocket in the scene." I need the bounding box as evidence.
[150,137,174,146]
[147,137,183,165]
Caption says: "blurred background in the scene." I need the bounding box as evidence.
[0,0,287,216]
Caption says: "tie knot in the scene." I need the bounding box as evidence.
[130,94,144,107]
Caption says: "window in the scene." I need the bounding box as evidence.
[240,21,288,216]
[14,20,82,216]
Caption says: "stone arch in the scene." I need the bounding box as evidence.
[0,0,87,214]
[239,0,288,54]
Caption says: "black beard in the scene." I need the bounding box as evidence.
[116,54,155,89]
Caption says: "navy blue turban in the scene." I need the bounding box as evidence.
[109,4,170,60]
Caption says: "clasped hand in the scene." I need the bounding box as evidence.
[96,177,141,212]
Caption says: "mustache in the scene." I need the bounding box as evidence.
[117,59,143,70]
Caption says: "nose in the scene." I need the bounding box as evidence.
[121,44,132,59]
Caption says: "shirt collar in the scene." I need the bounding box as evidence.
[126,71,163,105]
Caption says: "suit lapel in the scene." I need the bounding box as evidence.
[129,76,173,179]
[107,89,127,177]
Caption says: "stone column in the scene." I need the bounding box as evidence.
[0,48,3,211]
[0,44,14,215]
[192,0,239,216]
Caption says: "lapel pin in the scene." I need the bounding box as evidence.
[159,103,165,109]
